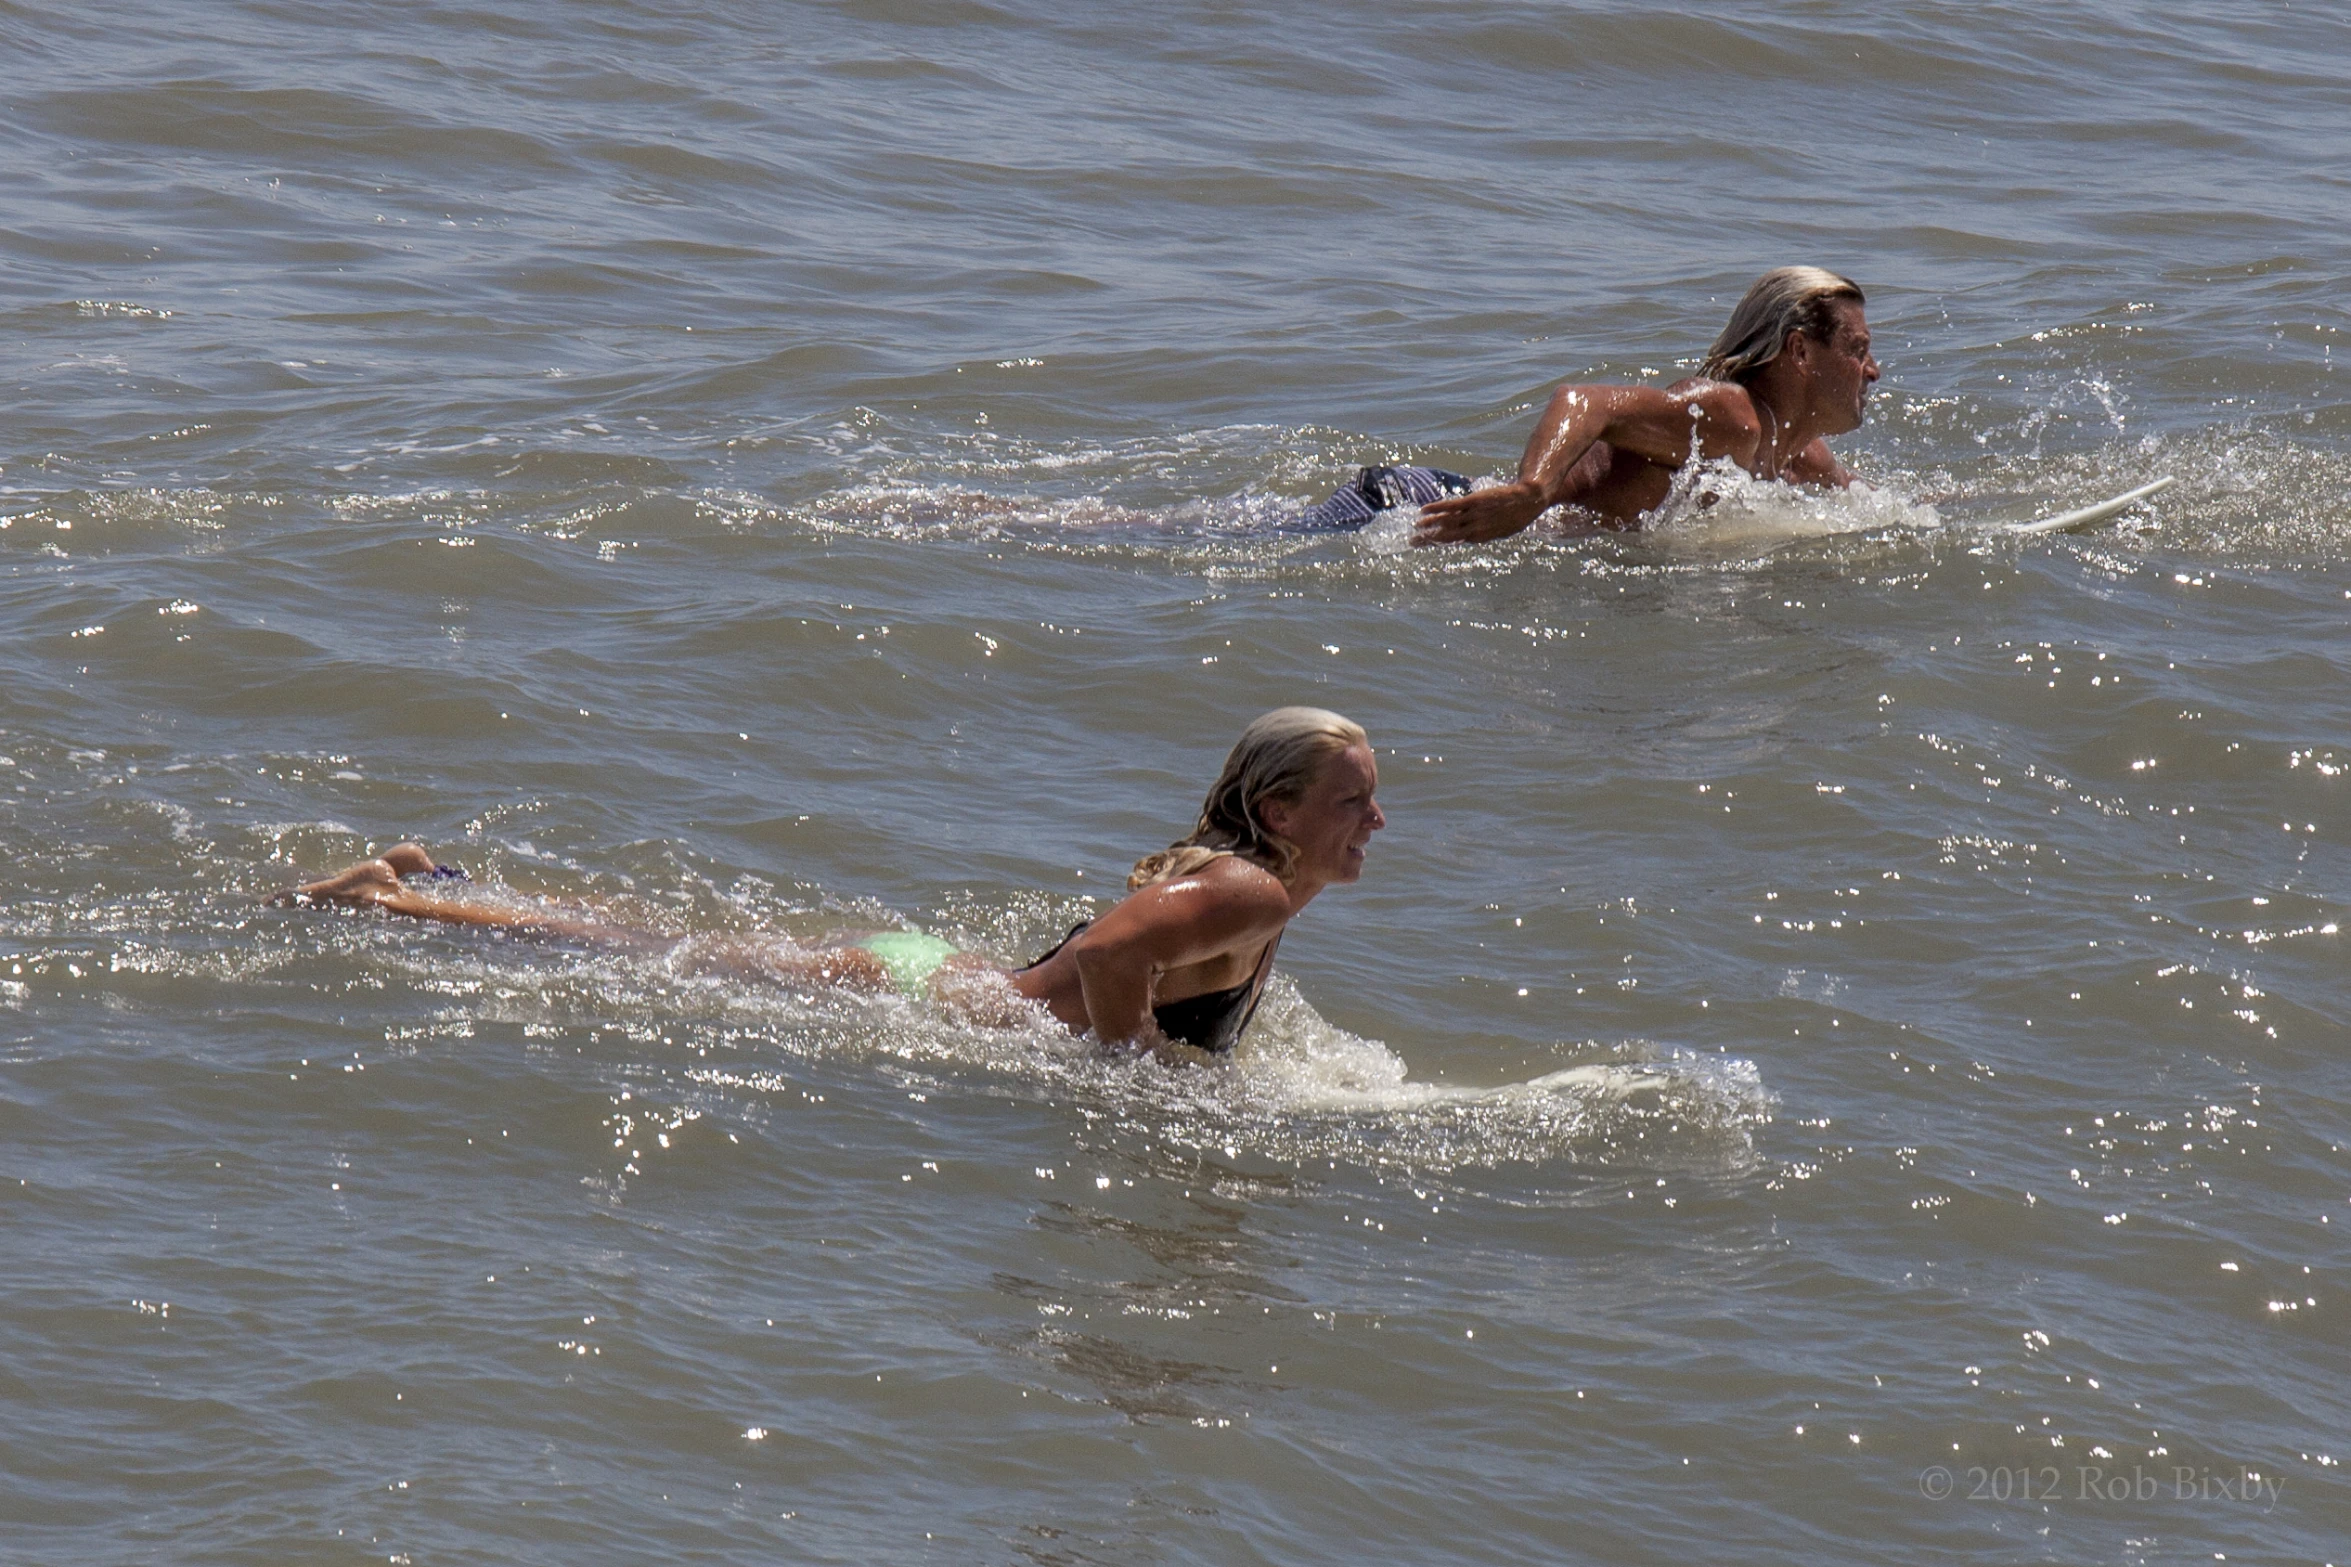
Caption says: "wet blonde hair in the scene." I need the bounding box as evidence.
[1698,267,1865,385]
[1128,707,1370,889]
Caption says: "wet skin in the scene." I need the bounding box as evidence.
[1007,742,1386,1045]
[281,747,1388,1057]
[1413,301,1881,541]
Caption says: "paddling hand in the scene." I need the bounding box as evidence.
[1411,481,1546,546]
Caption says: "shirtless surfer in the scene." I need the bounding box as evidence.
[1297,267,1880,541]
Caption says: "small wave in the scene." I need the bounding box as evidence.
[54,844,1777,1179]
[1194,978,1775,1172]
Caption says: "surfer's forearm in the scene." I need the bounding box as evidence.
[1414,388,1663,545]
[1512,386,1617,504]
[1411,390,1605,545]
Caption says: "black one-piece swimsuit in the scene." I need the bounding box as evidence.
[1021,922,1278,1055]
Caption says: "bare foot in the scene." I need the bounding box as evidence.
[379,843,438,877]
[274,842,438,906]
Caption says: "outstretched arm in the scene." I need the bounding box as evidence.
[1412,381,1764,545]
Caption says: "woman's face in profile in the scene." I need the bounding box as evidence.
[1267,743,1385,885]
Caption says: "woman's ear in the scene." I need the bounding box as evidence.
[1256,797,1293,839]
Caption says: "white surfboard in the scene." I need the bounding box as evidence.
[2005,475,2175,536]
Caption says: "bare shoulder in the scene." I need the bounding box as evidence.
[1107,855,1286,914]
[1783,436,1854,487]
[1172,854,1292,918]
[1086,855,1289,965]
[1667,376,1764,437]
[1111,856,1290,940]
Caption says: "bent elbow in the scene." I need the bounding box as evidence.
[1545,384,1598,427]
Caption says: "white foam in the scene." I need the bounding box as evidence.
[1643,459,1942,553]
[304,909,1777,1175]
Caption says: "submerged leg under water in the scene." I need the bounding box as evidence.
[276,843,1009,1005]
[273,844,1301,1057]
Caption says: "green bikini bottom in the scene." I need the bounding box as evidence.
[852,931,961,996]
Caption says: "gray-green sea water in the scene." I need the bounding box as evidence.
[3,2,2346,1561]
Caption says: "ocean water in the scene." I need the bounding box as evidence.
[3,1,2347,1562]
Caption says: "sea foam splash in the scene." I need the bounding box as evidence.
[66,847,1780,1178]
[409,916,1781,1176]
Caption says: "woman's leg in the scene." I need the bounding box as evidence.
[277,843,439,906]
[283,844,903,988]
[667,933,895,992]
[279,843,677,949]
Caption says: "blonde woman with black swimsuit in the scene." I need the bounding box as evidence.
[283,708,1385,1063]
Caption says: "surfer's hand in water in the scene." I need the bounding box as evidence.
[1412,480,1548,546]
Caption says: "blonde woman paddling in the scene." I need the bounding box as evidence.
[282,708,1386,1063]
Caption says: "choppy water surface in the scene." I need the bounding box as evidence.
[4,2,2347,1562]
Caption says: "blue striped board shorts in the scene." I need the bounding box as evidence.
[1291,465,1473,531]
